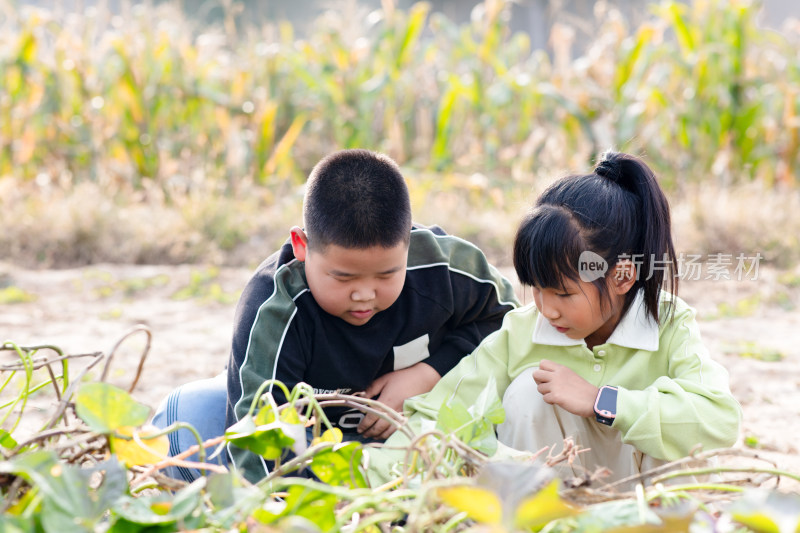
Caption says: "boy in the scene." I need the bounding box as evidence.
[155,149,518,484]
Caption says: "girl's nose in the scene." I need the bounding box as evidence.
[539,295,560,319]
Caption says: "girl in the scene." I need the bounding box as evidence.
[369,152,741,486]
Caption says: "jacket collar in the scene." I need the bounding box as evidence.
[531,290,659,351]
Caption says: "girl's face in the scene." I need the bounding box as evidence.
[531,275,626,348]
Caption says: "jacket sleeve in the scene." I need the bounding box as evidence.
[225,269,309,484]
[420,243,519,376]
[613,306,742,461]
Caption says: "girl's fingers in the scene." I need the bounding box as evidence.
[538,359,556,370]
[533,366,553,384]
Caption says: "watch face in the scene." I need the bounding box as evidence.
[595,386,618,417]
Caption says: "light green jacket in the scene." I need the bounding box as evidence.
[367,291,741,484]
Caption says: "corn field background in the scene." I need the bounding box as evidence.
[1,0,800,269]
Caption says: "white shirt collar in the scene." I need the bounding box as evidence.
[531,290,660,351]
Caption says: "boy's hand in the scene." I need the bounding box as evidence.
[532,359,598,418]
[358,362,441,439]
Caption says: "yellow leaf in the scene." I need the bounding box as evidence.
[437,486,503,525]
[150,501,173,515]
[111,425,169,467]
[264,114,306,175]
[311,428,343,446]
[280,406,302,424]
[514,479,580,530]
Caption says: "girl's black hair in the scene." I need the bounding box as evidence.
[513,151,678,323]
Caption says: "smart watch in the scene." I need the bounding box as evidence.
[593,385,618,426]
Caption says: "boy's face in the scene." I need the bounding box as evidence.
[291,227,408,326]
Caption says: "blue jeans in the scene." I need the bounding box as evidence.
[151,373,229,482]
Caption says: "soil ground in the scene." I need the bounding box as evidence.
[2,261,799,489]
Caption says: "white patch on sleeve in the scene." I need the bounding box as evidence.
[393,334,430,370]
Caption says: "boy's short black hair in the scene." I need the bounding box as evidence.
[303,149,412,251]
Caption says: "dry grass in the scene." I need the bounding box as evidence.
[3,173,798,272]
[672,183,800,269]
[0,178,298,268]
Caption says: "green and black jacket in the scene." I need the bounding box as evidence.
[226,224,518,482]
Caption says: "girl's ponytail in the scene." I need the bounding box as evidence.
[594,152,678,321]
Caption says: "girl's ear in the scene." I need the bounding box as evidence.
[610,260,637,295]
[290,226,309,261]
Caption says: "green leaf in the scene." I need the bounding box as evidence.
[614,24,655,96]
[309,442,367,488]
[469,375,505,424]
[437,377,503,455]
[111,477,204,525]
[0,451,59,496]
[280,485,338,531]
[41,502,93,533]
[74,382,150,433]
[1,452,127,532]
[107,519,176,533]
[204,472,266,525]
[206,472,237,509]
[0,515,35,533]
[436,399,472,436]
[396,2,430,70]
[0,429,18,449]
[225,413,299,460]
[462,418,498,456]
[665,2,694,55]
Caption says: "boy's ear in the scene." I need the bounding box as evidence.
[610,260,637,295]
[290,226,308,261]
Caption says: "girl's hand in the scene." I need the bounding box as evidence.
[532,359,598,418]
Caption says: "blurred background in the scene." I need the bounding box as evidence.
[1,0,800,271]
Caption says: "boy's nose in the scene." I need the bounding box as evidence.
[351,287,376,301]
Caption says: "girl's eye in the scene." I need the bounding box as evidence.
[557,292,572,298]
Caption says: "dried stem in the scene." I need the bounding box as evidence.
[99,324,152,393]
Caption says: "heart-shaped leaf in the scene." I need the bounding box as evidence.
[75,382,150,433]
